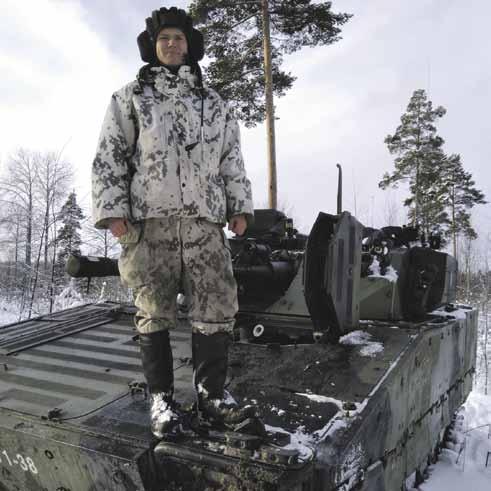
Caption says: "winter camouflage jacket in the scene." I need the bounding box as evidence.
[92,65,253,229]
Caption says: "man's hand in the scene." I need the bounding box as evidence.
[109,218,128,238]
[228,214,247,236]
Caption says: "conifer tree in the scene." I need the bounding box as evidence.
[379,89,449,237]
[55,191,85,278]
[380,89,486,249]
[440,153,486,256]
[189,0,351,126]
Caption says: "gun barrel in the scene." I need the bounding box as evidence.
[234,262,293,283]
[66,255,120,278]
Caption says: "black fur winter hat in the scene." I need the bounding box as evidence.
[137,7,204,65]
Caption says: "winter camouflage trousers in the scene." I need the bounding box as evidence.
[118,217,238,334]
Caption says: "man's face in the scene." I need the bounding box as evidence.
[156,27,188,66]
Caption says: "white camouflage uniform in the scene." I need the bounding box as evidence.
[92,65,253,334]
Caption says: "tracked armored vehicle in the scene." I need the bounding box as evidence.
[0,208,477,491]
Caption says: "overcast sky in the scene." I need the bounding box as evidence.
[1,0,490,251]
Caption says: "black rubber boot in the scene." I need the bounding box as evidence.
[192,331,256,426]
[139,330,179,438]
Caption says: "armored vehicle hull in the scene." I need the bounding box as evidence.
[0,300,477,490]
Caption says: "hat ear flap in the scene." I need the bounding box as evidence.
[189,28,204,61]
[145,17,154,39]
[151,10,161,33]
[137,31,157,64]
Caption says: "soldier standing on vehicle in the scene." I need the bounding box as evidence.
[92,6,255,437]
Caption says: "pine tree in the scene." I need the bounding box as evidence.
[440,153,486,256]
[55,191,85,279]
[380,89,486,249]
[189,0,352,127]
[379,89,449,238]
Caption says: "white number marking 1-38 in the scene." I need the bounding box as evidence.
[0,449,38,474]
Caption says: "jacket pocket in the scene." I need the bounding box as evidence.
[118,221,146,288]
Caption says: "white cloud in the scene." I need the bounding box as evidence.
[0,0,132,209]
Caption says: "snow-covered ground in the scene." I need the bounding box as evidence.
[0,297,23,326]
[0,282,86,326]
[417,392,491,490]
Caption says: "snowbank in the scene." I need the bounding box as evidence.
[419,392,491,491]
[52,279,85,311]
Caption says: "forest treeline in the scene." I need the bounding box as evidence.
[0,148,124,320]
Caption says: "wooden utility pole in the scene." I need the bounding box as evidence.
[261,0,277,209]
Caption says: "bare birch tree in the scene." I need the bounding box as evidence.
[0,149,38,268]
[0,148,73,318]
[36,151,73,272]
